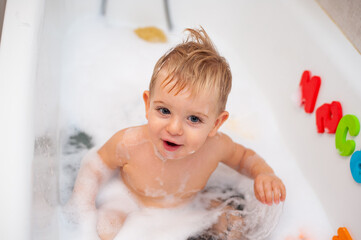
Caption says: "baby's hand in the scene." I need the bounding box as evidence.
[254,173,286,205]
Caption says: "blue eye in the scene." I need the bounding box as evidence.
[188,115,201,123]
[158,107,171,115]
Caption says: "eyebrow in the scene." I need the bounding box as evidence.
[193,112,209,119]
[153,100,167,105]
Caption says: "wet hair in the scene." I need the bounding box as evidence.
[149,26,232,113]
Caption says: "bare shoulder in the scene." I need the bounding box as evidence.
[205,131,236,163]
[98,125,147,169]
[121,125,148,147]
[211,132,250,171]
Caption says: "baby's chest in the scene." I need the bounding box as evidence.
[121,160,214,198]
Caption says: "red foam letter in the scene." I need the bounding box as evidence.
[299,70,321,113]
[316,101,343,133]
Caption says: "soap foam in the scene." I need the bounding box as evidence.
[60,164,283,240]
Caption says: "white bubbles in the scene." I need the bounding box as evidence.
[238,188,284,240]
[194,163,284,240]
[144,187,168,198]
[60,163,283,240]
[59,205,98,240]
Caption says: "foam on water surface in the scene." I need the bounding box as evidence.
[60,164,283,240]
[58,16,333,239]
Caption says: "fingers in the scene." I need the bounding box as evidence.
[254,175,286,205]
[254,178,274,205]
[280,181,287,201]
[254,181,265,204]
[264,181,273,205]
[272,184,280,204]
[270,179,286,205]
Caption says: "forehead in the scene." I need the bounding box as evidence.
[152,68,216,99]
[152,75,218,111]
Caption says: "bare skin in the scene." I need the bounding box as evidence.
[70,78,286,240]
[100,125,226,207]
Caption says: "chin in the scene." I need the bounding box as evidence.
[162,150,183,160]
[164,148,198,160]
[156,148,188,161]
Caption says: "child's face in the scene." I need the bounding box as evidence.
[143,76,229,160]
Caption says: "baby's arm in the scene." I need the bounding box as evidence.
[69,149,114,211]
[220,133,286,205]
[68,131,124,212]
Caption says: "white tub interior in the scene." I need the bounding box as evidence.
[0,0,361,239]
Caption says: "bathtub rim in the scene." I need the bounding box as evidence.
[0,0,45,239]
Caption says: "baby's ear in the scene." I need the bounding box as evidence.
[143,90,150,120]
[209,111,229,137]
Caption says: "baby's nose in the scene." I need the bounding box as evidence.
[166,117,183,136]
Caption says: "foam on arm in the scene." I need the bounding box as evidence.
[70,148,115,211]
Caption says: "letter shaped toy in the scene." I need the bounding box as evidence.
[332,227,353,240]
[316,101,343,133]
[350,150,361,183]
[335,115,360,156]
[299,70,321,113]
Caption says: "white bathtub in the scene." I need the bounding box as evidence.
[0,0,360,239]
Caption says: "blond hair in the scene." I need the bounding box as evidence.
[149,27,232,113]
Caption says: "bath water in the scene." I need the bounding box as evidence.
[58,17,333,239]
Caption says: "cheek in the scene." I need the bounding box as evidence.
[184,127,210,148]
[148,113,166,135]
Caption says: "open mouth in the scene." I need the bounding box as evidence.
[163,140,182,151]
[166,141,178,146]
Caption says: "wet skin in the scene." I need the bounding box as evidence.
[104,125,222,207]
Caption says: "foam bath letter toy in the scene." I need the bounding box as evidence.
[134,27,167,43]
[350,150,361,183]
[316,101,343,133]
[299,70,321,113]
[335,115,360,156]
[332,227,353,240]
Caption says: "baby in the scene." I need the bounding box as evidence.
[69,27,286,240]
